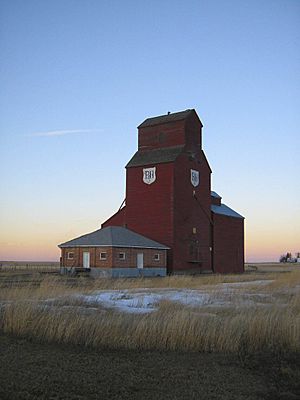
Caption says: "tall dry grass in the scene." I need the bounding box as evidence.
[1,297,299,354]
[0,271,299,354]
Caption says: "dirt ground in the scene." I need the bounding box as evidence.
[0,335,299,400]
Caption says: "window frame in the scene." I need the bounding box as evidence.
[118,252,126,260]
[67,252,74,260]
[154,253,160,261]
[100,252,107,260]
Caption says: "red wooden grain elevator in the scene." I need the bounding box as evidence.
[103,109,244,274]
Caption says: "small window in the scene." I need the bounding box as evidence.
[100,252,107,260]
[67,252,74,260]
[154,254,160,261]
[119,252,126,260]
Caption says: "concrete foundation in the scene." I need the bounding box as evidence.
[60,267,167,278]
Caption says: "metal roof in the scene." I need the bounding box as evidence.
[211,203,244,219]
[211,191,221,199]
[138,109,195,128]
[58,226,169,249]
[126,145,184,168]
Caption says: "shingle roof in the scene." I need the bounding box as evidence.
[211,203,244,219]
[126,145,184,168]
[138,109,196,128]
[58,226,169,249]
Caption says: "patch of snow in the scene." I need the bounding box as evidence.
[79,289,211,313]
[3,278,294,317]
[77,286,275,314]
[81,291,159,314]
[219,280,274,288]
[34,278,290,315]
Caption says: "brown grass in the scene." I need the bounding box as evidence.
[0,261,59,272]
[1,297,299,354]
[0,269,299,354]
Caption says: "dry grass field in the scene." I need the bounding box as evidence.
[0,262,299,353]
[0,262,299,399]
[0,260,59,272]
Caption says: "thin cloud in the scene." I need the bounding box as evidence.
[27,129,102,137]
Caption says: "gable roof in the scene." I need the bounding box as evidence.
[126,145,184,168]
[138,109,200,128]
[58,226,169,249]
[211,203,244,219]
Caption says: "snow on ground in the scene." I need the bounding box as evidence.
[219,280,274,287]
[81,289,211,313]
[77,280,276,314]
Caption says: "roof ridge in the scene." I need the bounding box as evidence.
[138,109,195,128]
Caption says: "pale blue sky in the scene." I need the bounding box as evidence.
[0,0,299,261]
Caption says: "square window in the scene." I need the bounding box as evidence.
[100,252,107,260]
[67,252,74,260]
[154,254,160,261]
[119,252,126,260]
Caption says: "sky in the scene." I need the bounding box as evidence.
[0,0,299,262]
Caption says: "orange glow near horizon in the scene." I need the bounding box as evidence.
[1,220,299,263]
[0,220,100,262]
[1,200,299,263]
[245,220,300,262]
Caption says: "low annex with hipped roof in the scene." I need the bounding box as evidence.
[59,226,168,277]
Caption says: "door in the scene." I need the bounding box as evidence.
[137,253,144,269]
[83,252,90,269]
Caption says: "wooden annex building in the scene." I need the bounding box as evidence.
[59,109,244,276]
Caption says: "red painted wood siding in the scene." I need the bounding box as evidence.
[138,112,202,152]
[102,207,126,228]
[125,162,174,250]
[212,213,244,273]
[138,120,186,150]
[172,150,212,272]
